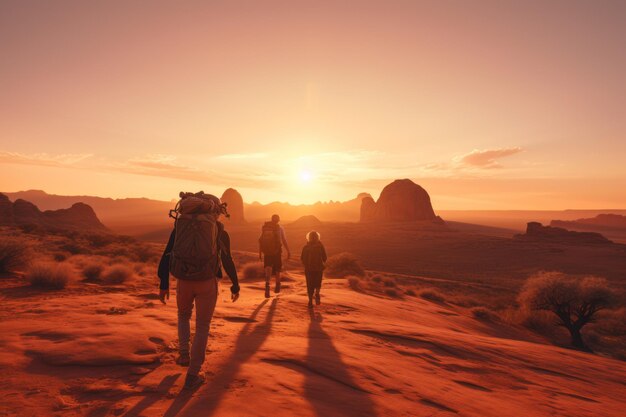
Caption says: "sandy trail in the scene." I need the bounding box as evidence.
[1,271,625,417]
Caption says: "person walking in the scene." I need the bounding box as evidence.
[259,214,291,298]
[157,192,240,390]
[300,230,327,308]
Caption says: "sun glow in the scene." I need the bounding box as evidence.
[299,170,313,183]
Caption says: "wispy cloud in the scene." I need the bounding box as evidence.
[422,147,524,174]
[455,147,523,169]
[216,152,269,160]
[0,151,93,167]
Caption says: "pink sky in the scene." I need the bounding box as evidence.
[1,1,625,209]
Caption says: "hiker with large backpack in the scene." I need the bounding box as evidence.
[259,214,291,298]
[300,230,327,308]
[157,191,240,390]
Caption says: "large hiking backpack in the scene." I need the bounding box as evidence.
[304,242,325,271]
[259,221,281,256]
[169,192,224,281]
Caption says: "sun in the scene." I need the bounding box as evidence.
[299,170,313,183]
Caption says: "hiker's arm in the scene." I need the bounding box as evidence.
[280,227,291,256]
[300,246,307,266]
[220,231,240,294]
[258,234,263,260]
[321,245,328,263]
[157,229,175,303]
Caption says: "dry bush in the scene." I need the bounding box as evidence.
[82,261,105,281]
[518,271,618,351]
[418,288,445,303]
[53,252,68,262]
[405,288,417,296]
[132,243,161,263]
[59,241,89,255]
[325,252,365,277]
[28,262,73,289]
[384,288,400,298]
[471,306,498,321]
[242,262,265,280]
[102,264,134,285]
[370,274,383,283]
[382,277,397,287]
[347,276,362,291]
[0,238,31,273]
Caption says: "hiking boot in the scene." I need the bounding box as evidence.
[264,283,270,298]
[274,281,281,294]
[315,292,321,305]
[183,373,205,390]
[176,354,190,367]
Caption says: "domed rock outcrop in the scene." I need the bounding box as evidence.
[360,179,442,223]
[42,202,108,231]
[289,215,323,228]
[221,188,245,223]
[0,193,14,224]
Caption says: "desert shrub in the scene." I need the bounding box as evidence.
[384,288,400,298]
[82,262,105,281]
[347,276,362,291]
[102,264,134,284]
[518,271,618,351]
[242,262,265,280]
[370,274,382,283]
[382,277,397,287]
[471,306,498,321]
[405,288,417,296]
[27,262,72,289]
[85,233,116,248]
[59,241,89,255]
[419,288,445,303]
[325,252,365,277]
[0,238,31,273]
[53,252,68,262]
[132,243,161,263]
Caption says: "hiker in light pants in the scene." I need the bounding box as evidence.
[158,192,240,390]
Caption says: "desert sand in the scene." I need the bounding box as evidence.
[1,256,625,417]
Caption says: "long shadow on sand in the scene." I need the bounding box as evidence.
[164,298,278,417]
[303,310,378,417]
[266,310,378,416]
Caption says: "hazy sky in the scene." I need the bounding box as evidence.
[1,1,625,209]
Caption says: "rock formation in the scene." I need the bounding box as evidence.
[517,222,612,245]
[221,188,245,223]
[0,193,108,231]
[359,179,443,223]
[289,215,323,228]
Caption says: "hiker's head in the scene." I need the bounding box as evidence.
[307,231,320,242]
[271,214,280,224]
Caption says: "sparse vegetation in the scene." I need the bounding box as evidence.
[0,238,31,273]
[27,262,72,289]
[418,288,445,303]
[405,288,417,296]
[102,264,133,285]
[384,288,399,298]
[518,271,618,351]
[325,252,365,277]
[382,277,397,287]
[82,262,105,281]
[242,262,265,280]
[347,276,362,291]
[370,274,382,283]
[470,306,497,321]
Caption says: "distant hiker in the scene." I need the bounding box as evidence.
[259,214,291,298]
[157,191,240,390]
[300,231,327,308]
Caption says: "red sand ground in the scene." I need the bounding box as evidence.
[1,265,625,417]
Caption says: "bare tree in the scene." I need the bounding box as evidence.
[518,272,617,351]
